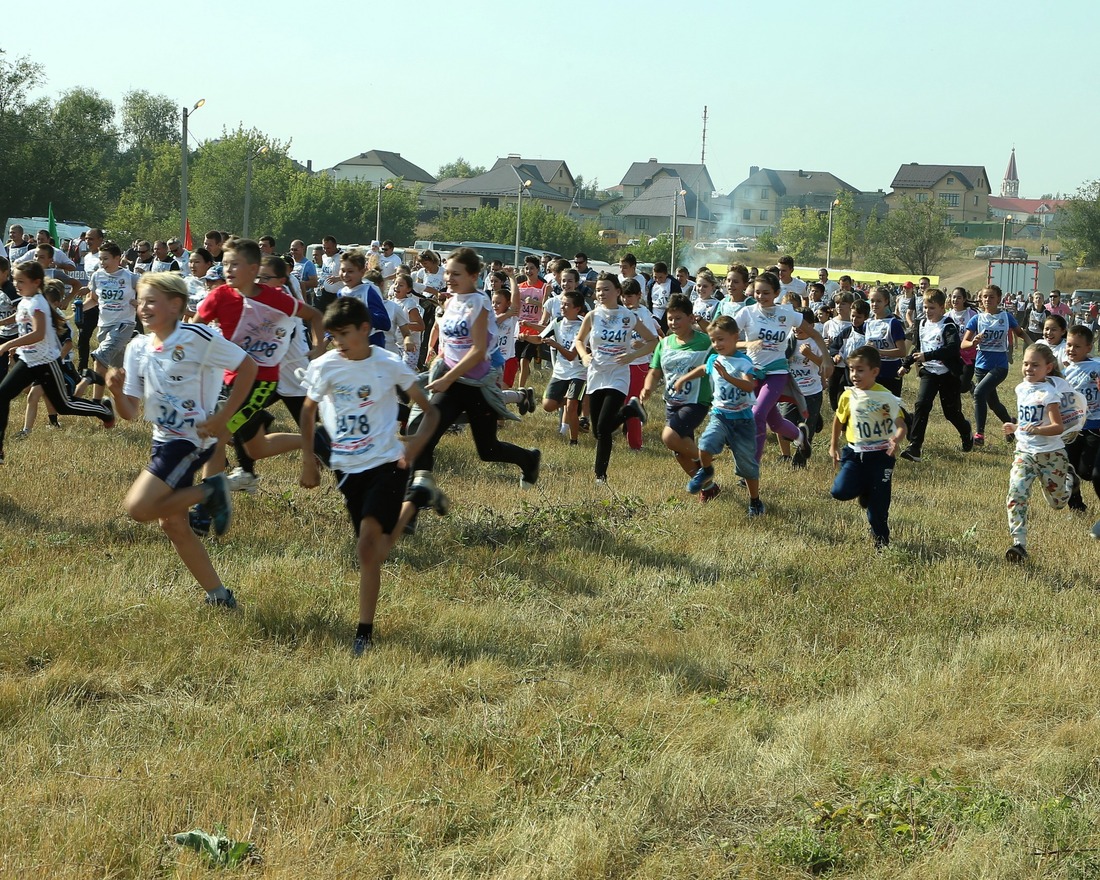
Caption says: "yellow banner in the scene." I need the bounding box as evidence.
[704,264,939,287]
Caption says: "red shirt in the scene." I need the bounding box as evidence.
[197,283,300,382]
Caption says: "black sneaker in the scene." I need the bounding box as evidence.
[961,434,975,452]
[352,634,373,657]
[524,387,536,415]
[189,504,211,537]
[747,498,765,517]
[900,447,922,463]
[791,449,807,469]
[204,588,238,610]
[622,397,647,425]
[201,473,233,536]
[1005,544,1028,563]
[578,416,590,433]
[430,484,450,516]
[793,423,810,454]
[101,398,116,430]
[521,448,541,488]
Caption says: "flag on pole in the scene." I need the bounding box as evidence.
[184,219,193,251]
[48,203,58,244]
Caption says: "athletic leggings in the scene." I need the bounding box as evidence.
[973,365,1010,436]
[625,364,648,449]
[411,380,534,474]
[589,388,629,479]
[753,373,799,461]
[0,358,111,448]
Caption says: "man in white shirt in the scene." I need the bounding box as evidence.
[317,235,343,310]
[167,237,190,276]
[817,268,841,300]
[378,240,402,291]
[777,255,808,302]
[15,229,76,269]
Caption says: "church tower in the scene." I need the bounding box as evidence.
[1002,147,1019,198]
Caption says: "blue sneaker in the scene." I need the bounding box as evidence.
[201,473,233,536]
[686,466,715,494]
[352,634,373,656]
[204,588,238,610]
[748,498,766,517]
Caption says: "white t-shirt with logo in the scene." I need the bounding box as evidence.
[14,293,61,366]
[89,267,140,328]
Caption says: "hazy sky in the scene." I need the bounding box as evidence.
[19,0,1096,199]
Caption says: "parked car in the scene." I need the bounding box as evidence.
[1008,247,1028,260]
[1047,261,1063,269]
[974,244,1004,259]
[728,242,749,253]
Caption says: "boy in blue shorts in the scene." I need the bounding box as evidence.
[299,297,440,656]
[674,315,763,512]
[829,345,906,549]
[107,273,257,608]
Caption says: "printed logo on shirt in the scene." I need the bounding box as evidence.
[357,385,372,400]
[172,346,185,362]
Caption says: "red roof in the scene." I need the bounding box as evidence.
[988,196,1065,214]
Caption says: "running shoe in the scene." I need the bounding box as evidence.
[748,498,766,517]
[700,484,722,503]
[523,387,536,415]
[578,417,590,433]
[521,448,541,489]
[226,467,260,494]
[1004,544,1028,563]
[189,504,211,537]
[202,473,233,536]
[900,447,922,463]
[352,634,373,657]
[622,397,647,425]
[686,466,715,494]
[793,423,810,453]
[972,433,985,447]
[204,588,238,610]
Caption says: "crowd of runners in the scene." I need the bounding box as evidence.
[1,223,1096,654]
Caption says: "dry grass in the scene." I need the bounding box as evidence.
[2,368,1099,878]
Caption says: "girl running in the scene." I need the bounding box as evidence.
[736,270,829,462]
[865,286,908,396]
[575,273,656,483]
[962,285,1023,447]
[1003,343,1075,562]
[948,287,977,392]
[1042,314,1068,366]
[0,262,114,463]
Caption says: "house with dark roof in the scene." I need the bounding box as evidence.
[886,163,991,222]
[601,176,717,240]
[726,167,879,236]
[424,159,599,218]
[325,149,436,190]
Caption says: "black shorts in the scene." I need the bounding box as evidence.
[226,379,279,441]
[665,402,709,438]
[336,461,408,536]
[545,377,586,402]
[515,340,541,360]
[146,439,215,489]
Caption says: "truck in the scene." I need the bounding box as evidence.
[986,259,1055,297]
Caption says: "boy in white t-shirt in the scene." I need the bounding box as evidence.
[536,290,586,443]
[299,297,439,655]
[107,273,257,607]
[77,241,140,400]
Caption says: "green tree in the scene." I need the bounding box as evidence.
[880,196,955,275]
[857,213,899,274]
[829,191,861,264]
[39,88,120,221]
[105,141,182,241]
[187,127,297,237]
[270,175,418,247]
[756,229,779,253]
[1058,180,1100,266]
[436,157,486,180]
[435,205,604,261]
[776,207,827,263]
[0,50,47,225]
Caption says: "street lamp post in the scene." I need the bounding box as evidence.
[1000,213,1013,259]
[242,145,268,239]
[513,176,532,268]
[670,187,686,268]
[826,198,840,269]
[180,98,205,245]
[375,182,394,242]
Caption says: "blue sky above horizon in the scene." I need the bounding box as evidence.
[18,0,1096,199]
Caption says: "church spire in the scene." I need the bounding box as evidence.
[1002,147,1019,198]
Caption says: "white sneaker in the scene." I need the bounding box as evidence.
[226,467,260,494]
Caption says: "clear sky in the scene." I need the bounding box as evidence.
[19,0,1097,199]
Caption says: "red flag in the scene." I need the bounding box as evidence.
[184,219,193,251]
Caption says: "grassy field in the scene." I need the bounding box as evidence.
[2,355,1100,878]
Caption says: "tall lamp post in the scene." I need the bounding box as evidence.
[375,181,394,242]
[180,98,205,245]
[242,145,268,239]
[512,172,532,268]
[670,187,686,268]
[826,198,840,269]
[1000,213,1013,258]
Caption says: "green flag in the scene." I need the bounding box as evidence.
[47,202,58,244]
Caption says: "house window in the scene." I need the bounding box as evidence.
[759,210,769,222]
[635,218,648,230]
[939,192,960,207]
[761,188,770,199]
[973,195,978,206]
[742,209,752,221]
[633,187,641,197]
[947,177,955,185]
[916,193,928,203]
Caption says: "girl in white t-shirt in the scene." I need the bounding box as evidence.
[0,262,113,462]
[1003,343,1074,563]
[390,273,424,371]
[1041,314,1068,366]
[575,273,658,482]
